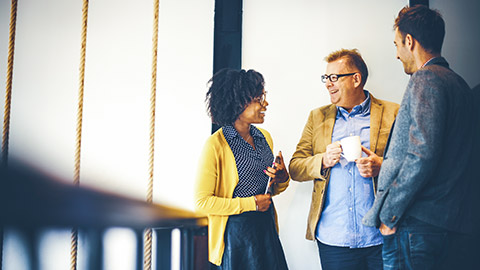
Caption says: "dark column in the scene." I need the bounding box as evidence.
[86,229,104,270]
[26,230,40,270]
[211,0,243,134]
[180,228,193,270]
[135,230,143,270]
[155,228,172,270]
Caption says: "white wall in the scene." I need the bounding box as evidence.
[0,0,213,207]
[1,0,479,269]
[243,0,479,269]
[1,0,213,269]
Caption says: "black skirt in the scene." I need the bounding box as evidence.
[214,205,289,270]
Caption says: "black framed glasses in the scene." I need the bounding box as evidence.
[321,72,357,83]
[253,91,267,106]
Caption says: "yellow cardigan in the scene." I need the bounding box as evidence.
[194,127,289,265]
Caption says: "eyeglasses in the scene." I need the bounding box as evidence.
[321,72,357,83]
[253,91,268,106]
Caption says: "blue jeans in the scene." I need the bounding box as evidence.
[382,216,449,270]
[317,241,383,270]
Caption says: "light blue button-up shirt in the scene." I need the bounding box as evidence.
[316,91,383,248]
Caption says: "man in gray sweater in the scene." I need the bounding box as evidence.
[362,5,477,270]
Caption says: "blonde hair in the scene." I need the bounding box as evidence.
[325,48,368,87]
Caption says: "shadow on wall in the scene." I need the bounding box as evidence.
[474,84,480,140]
[473,84,480,92]
[471,83,480,232]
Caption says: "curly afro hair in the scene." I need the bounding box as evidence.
[206,68,265,126]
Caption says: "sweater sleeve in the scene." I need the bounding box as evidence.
[258,127,291,196]
[194,137,256,216]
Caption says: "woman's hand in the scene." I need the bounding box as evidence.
[264,151,290,188]
[254,194,272,212]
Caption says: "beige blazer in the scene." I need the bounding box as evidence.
[289,94,399,240]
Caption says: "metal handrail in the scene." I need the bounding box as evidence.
[0,160,208,270]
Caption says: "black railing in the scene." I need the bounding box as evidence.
[0,161,208,270]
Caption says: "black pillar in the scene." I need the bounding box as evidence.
[155,228,172,270]
[213,0,242,73]
[211,0,243,134]
[135,230,143,270]
[86,229,104,270]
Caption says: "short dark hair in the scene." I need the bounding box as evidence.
[394,5,445,54]
[206,68,264,126]
[325,48,368,87]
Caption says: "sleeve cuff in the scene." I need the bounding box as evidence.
[240,197,257,212]
[380,214,400,229]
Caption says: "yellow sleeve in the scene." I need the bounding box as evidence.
[194,136,256,216]
[272,177,290,196]
[258,127,290,196]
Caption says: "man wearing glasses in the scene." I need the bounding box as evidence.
[289,48,399,270]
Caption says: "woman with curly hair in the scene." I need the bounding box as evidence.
[195,68,290,269]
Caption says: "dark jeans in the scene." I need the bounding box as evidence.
[382,216,450,270]
[316,241,383,270]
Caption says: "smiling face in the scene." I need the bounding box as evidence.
[235,91,269,126]
[394,28,416,75]
[325,58,361,110]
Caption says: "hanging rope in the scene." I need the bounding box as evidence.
[2,0,18,168]
[143,0,160,269]
[1,1,18,269]
[71,0,89,269]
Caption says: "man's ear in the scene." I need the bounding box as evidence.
[353,73,362,88]
[405,34,414,51]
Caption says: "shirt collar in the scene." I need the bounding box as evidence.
[223,125,263,142]
[421,56,449,69]
[336,90,371,118]
[421,56,440,68]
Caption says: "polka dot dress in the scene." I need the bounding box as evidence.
[222,125,274,198]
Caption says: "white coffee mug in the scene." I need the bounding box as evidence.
[340,135,362,162]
